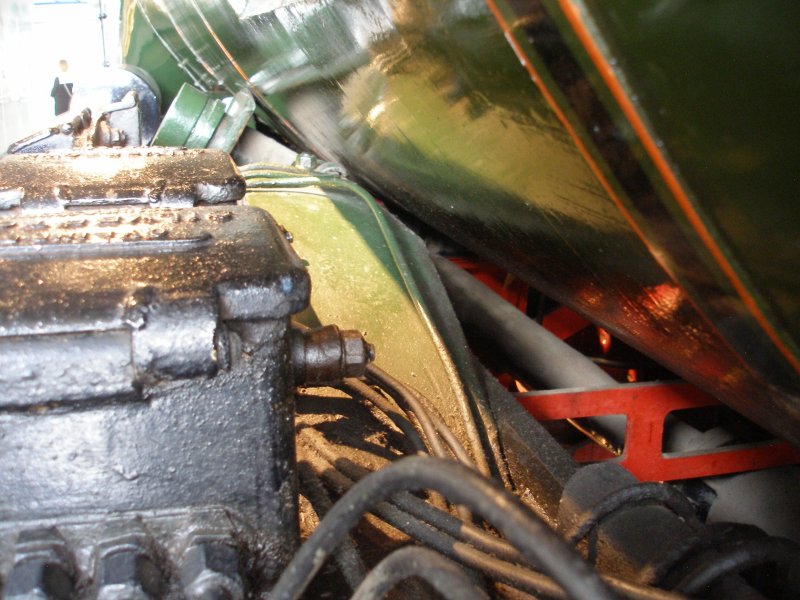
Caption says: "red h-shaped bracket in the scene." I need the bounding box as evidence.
[517,382,800,481]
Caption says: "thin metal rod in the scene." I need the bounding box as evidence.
[97,0,109,67]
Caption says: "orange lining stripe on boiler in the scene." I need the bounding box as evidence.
[485,0,799,373]
[483,0,655,261]
[557,0,799,373]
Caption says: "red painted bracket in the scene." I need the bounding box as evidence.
[449,258,529,313]
[517,382,800,481]
[541,306,591,341]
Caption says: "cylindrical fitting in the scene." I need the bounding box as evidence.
[291,324,375,386]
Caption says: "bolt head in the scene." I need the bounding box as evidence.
[294,153,317,170]
[5,528,74,600]
[6,556,73,599]
[341,330,375,377]
[181,540,243,600]
[98,547,166,599]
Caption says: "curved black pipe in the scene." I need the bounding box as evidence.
[350,546,488,600]
[270,455,614,600]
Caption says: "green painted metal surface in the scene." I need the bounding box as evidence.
[150,82,255,152]
[207,91,257,152]
[184,96,226,147]
[122,0,800,443]
[556,0,800,356]
[151,82,208,147]
[121,1,192,113]
[242,165,496,466]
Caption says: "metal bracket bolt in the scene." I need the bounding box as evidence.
[97,539,166,599]
[291,324,375,386]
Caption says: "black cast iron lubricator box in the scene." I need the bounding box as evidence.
[0,149,309,597]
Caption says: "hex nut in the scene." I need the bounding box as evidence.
[181,539,243,600]
[341,330,376,378]
[98,544,166,599]
[5,528,75,600]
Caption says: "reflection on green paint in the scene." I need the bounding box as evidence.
[242,166,486,447]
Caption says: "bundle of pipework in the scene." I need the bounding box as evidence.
[288,366,702,600]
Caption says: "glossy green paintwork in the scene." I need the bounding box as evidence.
[151,82,256,151]
[242,166,494,463]
[121,0,800,443]
[151,82,208,146]
[122,0,665,338]
[570,0,800,354]
[121,1,191,113]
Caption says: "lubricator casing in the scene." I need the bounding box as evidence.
[0,149,310,593]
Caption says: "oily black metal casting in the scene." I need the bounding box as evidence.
[0,509,251,599]
[91,91,146,147]
[8,91,148,154]
[70,66,163,145]
[0,148,245,212]
[0,150,310,592]
[6,109,93,155]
